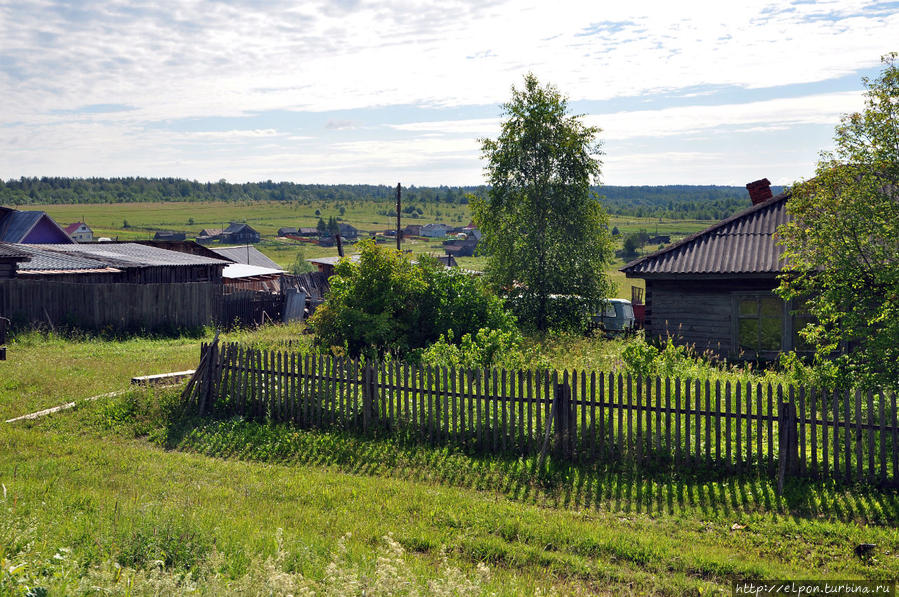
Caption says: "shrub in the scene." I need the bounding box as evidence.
[308,240,515,358]
[621,335,659,378]
[418,327,537,370]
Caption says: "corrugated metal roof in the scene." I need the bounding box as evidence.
[15,245,114,272]
[28,243,229,268]
[0,242,31,260]
[621,191,792,277]
[307,255,360,266]
[223,264,283,279]
[211,246,282,270]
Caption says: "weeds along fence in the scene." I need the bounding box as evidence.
[185,341,899,489]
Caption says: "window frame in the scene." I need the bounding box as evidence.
[730,291,818,359]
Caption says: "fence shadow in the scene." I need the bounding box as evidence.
[162,410,899,527]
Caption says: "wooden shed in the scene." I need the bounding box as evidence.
[620,182,810,360]
[1,242,229,331]
[0,242,31,279]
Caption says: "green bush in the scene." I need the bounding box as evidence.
[308,240,515,357]
[417,327,548,370]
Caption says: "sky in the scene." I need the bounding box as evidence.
[1,0,896,187]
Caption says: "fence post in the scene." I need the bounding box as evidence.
[554,375,572,458]
[0,316,8,361]
[362,364,379,431]
[777,399,799,494]
[198,335,221,416]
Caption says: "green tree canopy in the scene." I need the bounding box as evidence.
[307,240,515,357]
[472,74,614,330]
[777,53,899,391]
[622,232,641,258]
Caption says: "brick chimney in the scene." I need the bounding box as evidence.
[745,178,773,205]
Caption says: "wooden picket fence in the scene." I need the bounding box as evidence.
[0,316,8,361]
[184,341,899,489]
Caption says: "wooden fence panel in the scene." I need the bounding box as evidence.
[191,344,899,489]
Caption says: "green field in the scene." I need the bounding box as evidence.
[39,200,706,299]
[1,328,897,595]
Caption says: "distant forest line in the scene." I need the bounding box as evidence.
[0,177,785,220]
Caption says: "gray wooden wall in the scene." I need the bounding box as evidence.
[645,278,778,357]
[0,279,222,331]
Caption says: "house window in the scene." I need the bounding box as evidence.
[791,299,816,353]
[736,295,784,353]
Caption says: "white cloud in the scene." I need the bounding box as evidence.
[593,91,865,139]
[184,129,281,139]
[0,0,895,183]
[2,0,894,122]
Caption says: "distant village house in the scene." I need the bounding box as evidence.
[421,223,450,238]
[221,222,261,244]
[154,230,186,241]
[64,222,93,243]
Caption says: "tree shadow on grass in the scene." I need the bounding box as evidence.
[159,413,899,527]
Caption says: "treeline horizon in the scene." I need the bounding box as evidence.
[0,176,784,220]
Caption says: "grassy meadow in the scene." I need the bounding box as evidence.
[2,326,898,595]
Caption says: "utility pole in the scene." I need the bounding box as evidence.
[396,182,402,251]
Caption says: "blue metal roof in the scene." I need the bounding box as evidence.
[0,211,42,242]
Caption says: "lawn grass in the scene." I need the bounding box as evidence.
[0,323,311,421]
[3,390,897,595]
[2,329,898,594]
[0,331,204,421]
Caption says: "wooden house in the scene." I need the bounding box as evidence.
[443,238,478,257]
[620,179,810,359]
[0,207,74,244]
[195,228,223,244]
[277,227,298,237]
[64,222,93,242]
[338,223,358,240]
[221,222,260,244]
[421,223,450,238]
[307,255,359,277]
[154,230,186,241]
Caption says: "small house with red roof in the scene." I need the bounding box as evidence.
[64,222,93,242]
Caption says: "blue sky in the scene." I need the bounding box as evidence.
[1,0,896,186]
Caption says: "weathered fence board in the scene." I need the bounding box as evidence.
[188,342,899,489]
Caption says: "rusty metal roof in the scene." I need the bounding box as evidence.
[621,190,791,278]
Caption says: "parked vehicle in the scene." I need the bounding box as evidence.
[592,298,636,334]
